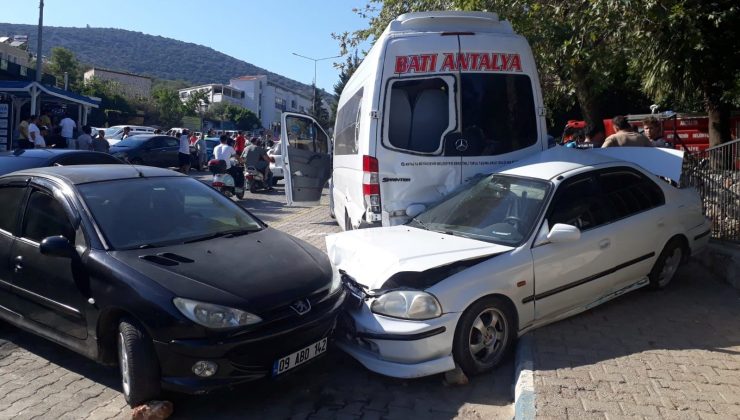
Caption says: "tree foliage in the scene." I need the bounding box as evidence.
[206,102,261,131]
[47,47,82,89]
[311,84,332,129]
[183,89,210,117]
[152,87,186,128]
[331,52,363,120]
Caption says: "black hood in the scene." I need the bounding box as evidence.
[109,228,332,313]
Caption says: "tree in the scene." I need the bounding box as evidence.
[623,0,740,146]
[311,84,332,129]
[331,52,362,120]
[206,102,261,131]
[47,47,82,89]
[80,77,135,126]
[152,87,185,128]
[183,89,210,117]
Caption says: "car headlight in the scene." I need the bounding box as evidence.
[173,297,262,329]
[370,290,442,320]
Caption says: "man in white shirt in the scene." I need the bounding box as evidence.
[59,115,77,149]
[213,135,237,168]
[28,116,45,148]
[178,129,192,174]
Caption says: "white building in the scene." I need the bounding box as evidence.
[83,68,152,98]
[178,75,313,131]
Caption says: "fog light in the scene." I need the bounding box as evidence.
[192,360,218,377]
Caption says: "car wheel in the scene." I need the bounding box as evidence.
[648,238,684,290]
[236,189,245,200]
[452,296,515,376]
[130,158,143,165]
[249,184,257,194]
[117,318,161,407]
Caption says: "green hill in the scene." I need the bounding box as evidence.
[0,23,317,97]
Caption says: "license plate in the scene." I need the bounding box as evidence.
[272,337,327,376]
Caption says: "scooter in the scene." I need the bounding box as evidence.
[208,159,245,199]
[245,166,272,193]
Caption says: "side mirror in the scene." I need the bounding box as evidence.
[406,204,427,218]
[547,224,581,243]
[39,236,76,258]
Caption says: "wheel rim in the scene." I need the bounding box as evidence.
[118,332,131,397]
[468,307,508,367]
[658,247,682,286]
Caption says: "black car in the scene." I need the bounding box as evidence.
[109,134,182,167]
[0,165,344,405]
[0,149,123,176]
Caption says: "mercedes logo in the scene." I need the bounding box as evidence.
[455,138,469,152]
[290,299,312,315]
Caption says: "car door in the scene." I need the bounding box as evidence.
[10,181,88,339]
[162,136,182,168]
[280,112,332,205]
[530,172,624,320]
[0,178,29,316]
[145,137,167,167]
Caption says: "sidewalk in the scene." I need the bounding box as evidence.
[522,262,740,419]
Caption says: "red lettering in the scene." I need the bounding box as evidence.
[395,56,409,73]
[468,53,481,71]
[429,54,438,72]
[479,53,491,70]
[501,54,512,71]
[509,54,522,72]
[491,53,501,71]
[440,53,456,71]
[456,53,470,71]
[409,55,422,73]
[419,55,432,72]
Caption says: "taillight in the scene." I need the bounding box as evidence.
[362,155,381,214]
[213,181,224,187]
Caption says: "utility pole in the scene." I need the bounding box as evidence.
[35,0,44,82]
[291,53,341,115]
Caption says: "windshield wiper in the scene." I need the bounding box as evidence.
[183,228,259,244]
[409,217,429,230]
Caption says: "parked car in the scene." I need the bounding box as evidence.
[268,141,283,184]
[0,149,122,176]
[205,137,220,161]
[109,134,181,167]
[328,147,710,379]
[104,125,157,145]
[0,165,345,405]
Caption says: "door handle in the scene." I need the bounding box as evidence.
[598,239,611,249]
[13,255,23,272]
[657,218,665,227]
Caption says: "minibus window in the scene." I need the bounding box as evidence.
[335,88,363,155]
[460,74,537,156]
[388,78,450,154]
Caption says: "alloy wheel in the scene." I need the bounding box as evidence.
[658,247,682,287]
[118,332,131,397]
[468,307,508,367]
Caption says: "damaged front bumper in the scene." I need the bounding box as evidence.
[335,272,459,378]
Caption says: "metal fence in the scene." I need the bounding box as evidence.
[682,138,740,243]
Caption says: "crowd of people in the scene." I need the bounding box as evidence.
[563,115,672,149]
[16,112,109,152]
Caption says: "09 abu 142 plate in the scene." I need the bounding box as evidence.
[272,337,328,376]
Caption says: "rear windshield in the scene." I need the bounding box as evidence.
[0,156,47,175]
[385,73,537,156]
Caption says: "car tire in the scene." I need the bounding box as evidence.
[452,296,516,376]
[130,158,143,165]
[648,238,684,290]
[117,318,161,407]
[236,190,245,200]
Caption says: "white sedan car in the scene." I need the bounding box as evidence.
[327,147,710,379]
[268,142,283,184]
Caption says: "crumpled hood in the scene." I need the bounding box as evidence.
[326,226,513,289]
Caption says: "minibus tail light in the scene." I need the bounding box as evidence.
[362,155,381,215]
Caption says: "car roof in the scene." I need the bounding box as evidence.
[499,147,626,180]
[8,164,185,185]
[0,149,103,159]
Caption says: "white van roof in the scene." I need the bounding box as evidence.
[389,11,514,34]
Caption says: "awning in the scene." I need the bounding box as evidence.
[0,81,100,108]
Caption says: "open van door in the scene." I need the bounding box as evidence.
[280,112,332,205]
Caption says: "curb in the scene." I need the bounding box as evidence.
[513,334,536,420]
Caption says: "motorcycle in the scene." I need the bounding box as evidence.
[245,166,271,193]
[208,159,245,199]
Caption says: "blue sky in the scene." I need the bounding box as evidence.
[0,0,371,91]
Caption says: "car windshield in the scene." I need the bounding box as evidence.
[104,127,122,137]
[409,174,550,245]
[77,177,263,250]
[113,137,149,147]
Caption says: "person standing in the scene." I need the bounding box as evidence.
[196,132,207,169]
[234,131,247,156]
[584,122,606,148]
[28,116,42,149]
[39,111,52,131]
[35,126,48,148]
[59,114,77,149]
[122,126,131,140]
[17,115,32,149]
[178,129,191,174]
[602,116,652,148]
[77,125,94,150]
[90,126,110,153]
[47,126,68,148]
[642,117,669,148]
